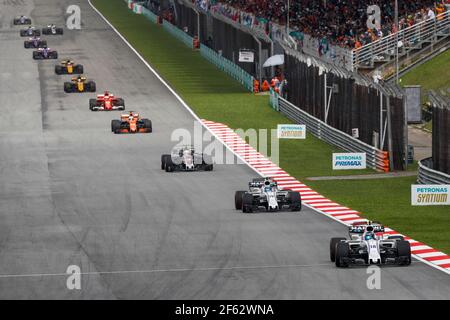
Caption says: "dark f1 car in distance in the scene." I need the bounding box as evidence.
[32,47,58,60]
[13,15,32,25]
[42,24,63,35]
[235,178,301,213]
[24,36,47,49]
[90,91,125,111]
[55,59,84,75]
[20,26,40,37]
[111,111,152,134]
[330,221,412,268]
[64,75,96,93]
[161,146,213,172]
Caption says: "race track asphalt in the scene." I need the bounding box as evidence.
[0,0,448,299]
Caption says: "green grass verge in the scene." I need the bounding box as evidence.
[92,0,449,254]
[307,177,450,254]
[400,49,450,94]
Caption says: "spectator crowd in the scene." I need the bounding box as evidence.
[192,0,448,49]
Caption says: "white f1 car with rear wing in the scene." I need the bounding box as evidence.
[330,220,411,268]
[161,146,213,172]
[42,24,63,35]
[235,178,301,213]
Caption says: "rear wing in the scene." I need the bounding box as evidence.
[349,224,384,234]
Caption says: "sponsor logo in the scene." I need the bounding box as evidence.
[411,185,450,206]
[277,124,306,139]
[333,153,367,170]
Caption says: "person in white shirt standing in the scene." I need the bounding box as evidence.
[427,7,436,20]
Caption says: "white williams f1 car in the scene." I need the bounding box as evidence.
[235,178,301,213]
[42,24,63,35]
[330,221,411,268]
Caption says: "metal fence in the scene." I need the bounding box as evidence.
[200,44,254,92]
[141,4,158,23]
[353,10,450,70]
[174,0,273,80]
[273,93,389,171]
[162,16,195,48]
[418,158,450,184]
[283,45,406,170]
[430,91,450,175]
[128,0,255,92]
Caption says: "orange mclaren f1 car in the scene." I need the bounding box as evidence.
[90,91,125,111]
[111,111,152,134]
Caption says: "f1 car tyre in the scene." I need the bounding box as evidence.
[235,191,245,210]
[55,65,63,74]
[397,240,412,266]
[165,156,175,172]
[116,98,125,108]
[288,191,301,211]
[335,242,349,268]
[89,99,97,111]
[75,65,84,74]
[86,81,96,92]
[203,154,213,171]
[111,120,121,133]
[330,237,346,262]
[142,119,152,132]
[161,154,170,170]
[242,193,254,213]
[63,82,73,93]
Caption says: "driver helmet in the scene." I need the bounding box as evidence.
[104,91,110,97]
[364,232,375,241]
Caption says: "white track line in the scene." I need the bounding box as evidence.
[0,263,333,279]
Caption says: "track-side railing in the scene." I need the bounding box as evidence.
[200,44,254,92]
[271,91,390,172]
[125,1,254,92]
[418,158,450,184]
[161,17,195,48]
[353,10,450,69]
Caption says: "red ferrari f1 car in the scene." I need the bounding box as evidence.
[89,91,125,111]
